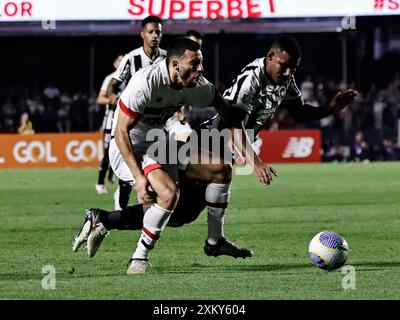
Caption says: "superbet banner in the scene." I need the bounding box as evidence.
[256,130,321,163]
[0,0,399,22]
[0,133,103,169]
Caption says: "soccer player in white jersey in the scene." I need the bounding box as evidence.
[73,37,244,274]
[164,30,205,142]
[95,54,124,195]
[107,15,167,210]
[73,36,358,268]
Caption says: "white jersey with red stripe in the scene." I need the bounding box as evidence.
[113,46,167,89]
[112,59,215,144]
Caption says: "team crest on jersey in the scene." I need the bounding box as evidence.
[135,89,144,98]
[265,84,288,105]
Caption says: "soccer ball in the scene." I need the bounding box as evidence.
[308,231,349,271]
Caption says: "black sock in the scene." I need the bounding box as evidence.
[119,180,132,209]
[99,204,145,230]
[97,152,110,185]
[107,168,114,183]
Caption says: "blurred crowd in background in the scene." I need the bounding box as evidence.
[2,71,399,162]
[2,23,400,162]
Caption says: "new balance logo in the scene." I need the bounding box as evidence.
[282,137,315,158]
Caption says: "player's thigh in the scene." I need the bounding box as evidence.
[190,146,224,165]
[186,148,231,182]
[108,138,134,182]
[147,168,179,200]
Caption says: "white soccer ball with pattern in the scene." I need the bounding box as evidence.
[308,231,349,270]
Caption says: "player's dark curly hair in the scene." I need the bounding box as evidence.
[166,37,201,62]
[141,15,163,27]
[271,35,301,61]
[185,30,204,42]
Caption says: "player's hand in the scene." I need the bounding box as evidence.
[328,89,358,115]
[134,174,155,204]
[253,162,277,186]
[177,112,187,124]
[109,94,119,107]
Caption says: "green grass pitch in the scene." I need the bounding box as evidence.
[0,162,399,300]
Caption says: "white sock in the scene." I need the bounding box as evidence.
[132,203,172,260]
[205,183,231,245]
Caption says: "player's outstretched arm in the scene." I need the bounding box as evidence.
[211,90,231,127]
[212,92,277,185]
[284,89,358,123]
[231,121,277,186]
[327,89,358,115]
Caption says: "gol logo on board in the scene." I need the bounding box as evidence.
[13,141,58,163]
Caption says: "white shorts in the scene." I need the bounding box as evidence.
[109,138,186,185]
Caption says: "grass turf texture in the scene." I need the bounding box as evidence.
[0,162,399,300]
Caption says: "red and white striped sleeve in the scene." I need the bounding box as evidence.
[118,75,149,121]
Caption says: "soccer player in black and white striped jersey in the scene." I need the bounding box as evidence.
[107,15,167,210]
[209,35,358,184]
[95,54,124,195]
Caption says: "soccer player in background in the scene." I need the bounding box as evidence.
[107,15,167,210]
[95,54,124,195]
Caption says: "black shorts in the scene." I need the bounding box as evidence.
[191,123,234,165]
[167,124,232,227]
[167,171,208,227]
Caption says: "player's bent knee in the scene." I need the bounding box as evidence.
[213,164,232,183]
[157,185,180,210]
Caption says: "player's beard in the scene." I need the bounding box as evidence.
[179,68,198,88]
